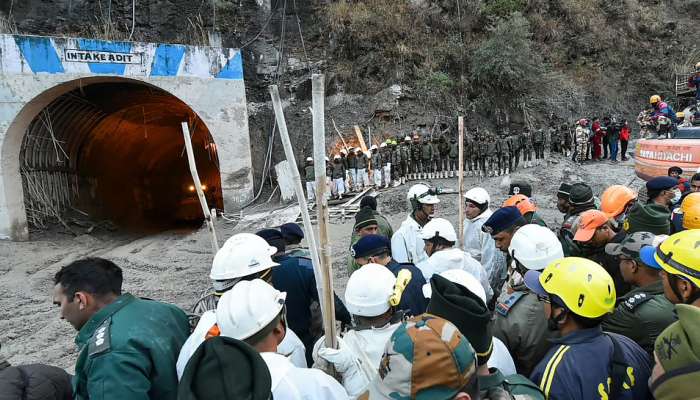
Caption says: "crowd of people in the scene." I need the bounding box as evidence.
[5,159,700,400]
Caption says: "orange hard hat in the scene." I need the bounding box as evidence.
[503,194,528,208]
[600,185,637,218]
[681,193,700,229]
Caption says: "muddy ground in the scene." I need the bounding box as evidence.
[0,152,642,371]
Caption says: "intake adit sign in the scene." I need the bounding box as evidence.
[64,49,142,64]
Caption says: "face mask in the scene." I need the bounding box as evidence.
[671,189,682,204]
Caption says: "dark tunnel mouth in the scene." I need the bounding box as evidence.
[19,79,223,234]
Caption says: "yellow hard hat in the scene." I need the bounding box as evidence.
[538,257,616,318]
[677,112,685,119]
[655,230,700,287]
[650,95,661,105]
[600,185,637,219]
[681,193,700,229]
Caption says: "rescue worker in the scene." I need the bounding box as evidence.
[0,343,72,400]
[256,229,351,365]
[549,124,561,155]
[623,202,672,235]
[647,229,700,307]
[500,130,511,175]
[410,134,422,180]
[619,120,630,161]
[448,137,458,177]
[421,136,433,179]
[600,185,638,228]
[688,61,700,102]
[646,176,681,210]
[672,192,700,233]
[637,108,654,139]
[650,95,676,126]
[380,142,392,187]
[573,210,629,296]
[314,263,406,397]
[370,144,382,187]
[331,154,346,199]
[574,119,589,163]
[559,182,596,256]
[603,232,675,355]
[561,122,572,157]
[355,148,368,190]
[346,149,357,192]
[482,206,526,300]
[280,222,310,258]
[494,225,563,377]
[608,117,621,163]
[53,258,189,400]
[359,196,393,237]
[352,234,427,316]
[178,233,307,379]
[420,218,493,302]
[556,182,572,216]
[391,183,439,272]
[439,135,451,178]
[601,116,611,160]
[426,274,544,398]
[525,257,652,400]
[521,128,534,168]
[390,140,401,186]
[339,148,350,184]
[304,157,315,203]
[347,207,380,274]
[400,136,411,183]
[216,279,348,398]
[668,166,689,192]
[462,187,506,305]
[510,131,522,171]
[486,131,499,177]
[533,128,545,166]
[504,194,547,227]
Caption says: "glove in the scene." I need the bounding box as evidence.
[318,337,369,398]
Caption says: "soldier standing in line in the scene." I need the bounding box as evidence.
[464,132,474,177]
[346,149,357,192]
[439,135,450,179]
[448,137,458,178]
[509,130,521,172]
[561,123,572,158]
[421,136,433,179]
[400,136,411,183]
[476,134,486,178]
[485,130,499,177]
[549,125,561,156]
[431,136,441,179]
[574,119,590,164]
[521,128,533,168]
[500,130,511,175]
[494,132,504,176]
[355,148,368,190]
[380,142,391,188]
[533,128,545,166]
[411,134,422,180]
[390,140,401,186]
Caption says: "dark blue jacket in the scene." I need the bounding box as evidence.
[530,327,651,400]
[271,255,351,362]
[385,260,428,317]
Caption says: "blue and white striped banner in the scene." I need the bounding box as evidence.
[0,34,243,80]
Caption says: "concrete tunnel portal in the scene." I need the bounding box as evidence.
[0,34,254,240]
[19,79,223,231]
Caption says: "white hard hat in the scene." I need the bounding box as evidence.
[464,187,490,205]
[344,263,396,317]
[407,183,440,209]
[210,233,279,280]
[340,148,348,154]
[507,224,563,270]
[380,142,387,148]
[325,156,329,162]
[404,136,411,142]
[306,157,313,162]
[371,144,378,150]
[422,269,486,304]
[216,279,287,340]
[355,147,362,152]
[334,154,341,159]
[420,218,457,242]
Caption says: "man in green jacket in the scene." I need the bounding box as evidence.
[602,232,676,355]
[53,258,189,400]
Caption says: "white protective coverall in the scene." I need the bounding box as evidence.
[491,337,517,376]
[423,247,494,303]
[260,352,349,399]
[391,216,429,272]
[176,310,307,379]
[462,208,507,295]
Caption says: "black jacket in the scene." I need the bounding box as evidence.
[0,361,72,400]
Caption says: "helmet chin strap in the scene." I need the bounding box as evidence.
[547,307,567,332]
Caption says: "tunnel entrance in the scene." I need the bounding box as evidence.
[19,80,223,233]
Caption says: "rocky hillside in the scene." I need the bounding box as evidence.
[2,0,699,183]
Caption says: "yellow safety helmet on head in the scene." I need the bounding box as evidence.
[655,230,700,287]
[527,257,616,318]
[681,193,700,230]
[650,95,661,105]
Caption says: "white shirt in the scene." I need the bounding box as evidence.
[391,216,429,271]
[423,247,494,303]
[176,310,307,380]
[463,209,507,290]
[489,337,517,376]
[341,323,401,384]
[261,352,349,399]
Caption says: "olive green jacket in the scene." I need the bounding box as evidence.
[73,294,190,400]
[602,281,677,355]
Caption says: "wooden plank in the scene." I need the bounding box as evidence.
[458,116,465,246]
[354,125,368,153]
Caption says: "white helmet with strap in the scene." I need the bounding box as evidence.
[464,187,490,205]
[422,269,485,304]
[216,279,287,340]
[420,218,457,242]
[210,233,279,280]
[344,263,396,317]
[508,224,563,270]
[407,183,440,210]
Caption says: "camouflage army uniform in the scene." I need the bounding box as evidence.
[410,138,422,179]
[431,138,442,178]
[533,128,545,165]
[439,136,451,178]
[448,138,459,177]
[421,139,433,178]
[478,136,489,177]
[574,125,590,163]
[521,129,533,167]
[549,126,561,154]
[561,123,572,157]
[509,133,521,171]
[486,135,499,177]
[400,139,411,182]
[390,143,402,185]
[500,131,511,175]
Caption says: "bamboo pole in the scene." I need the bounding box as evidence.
[268,85,336,347]
[311,74,338,350]
[458,116,465,246]
[181,122,219,253]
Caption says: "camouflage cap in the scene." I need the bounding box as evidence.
[605,231,658,264]
[369,314,477,400]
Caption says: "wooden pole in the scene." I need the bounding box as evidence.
[269,85,336,347]
[311,74,338,350]
[458,116,465,247]
[181,122,219,253]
